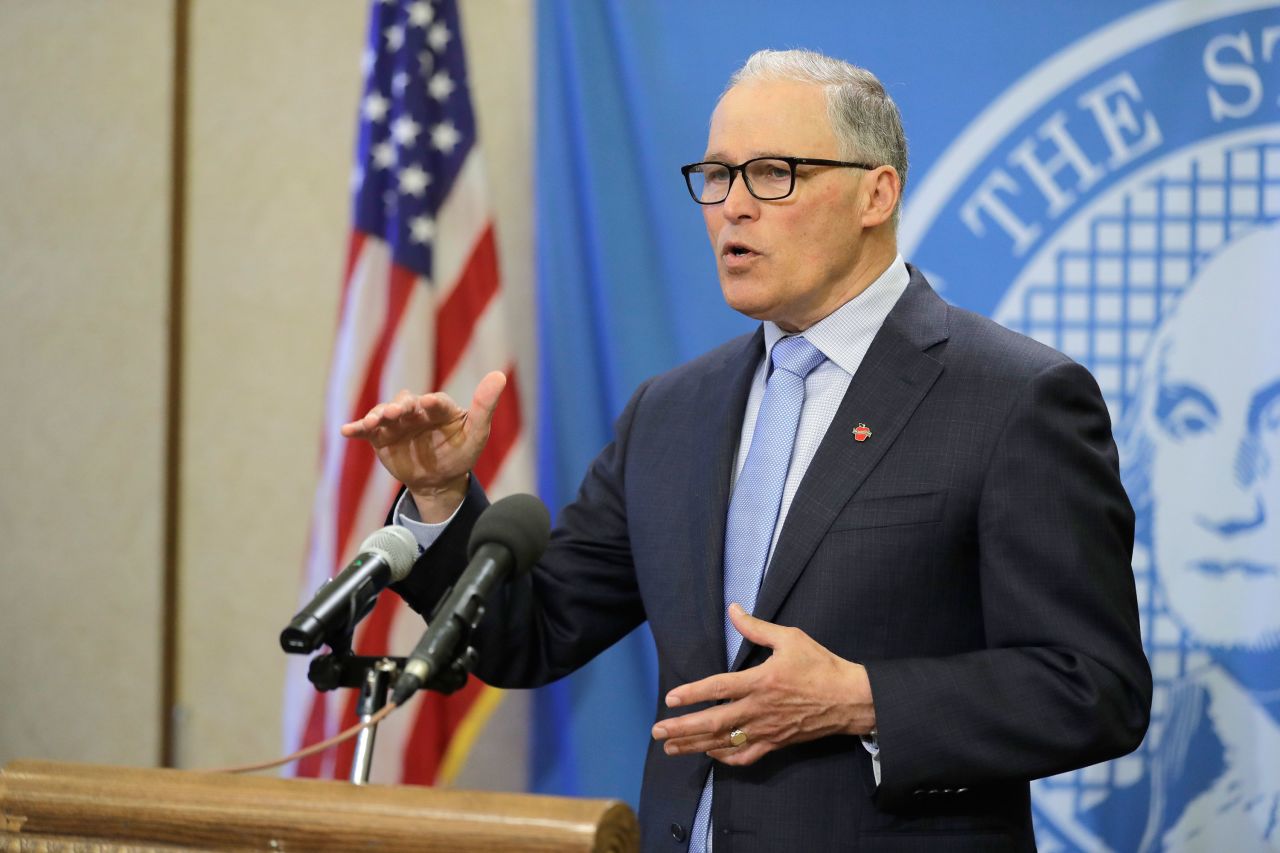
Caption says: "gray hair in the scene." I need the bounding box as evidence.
[727,49,908,220]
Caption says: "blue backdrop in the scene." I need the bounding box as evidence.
[533,2,1280,849]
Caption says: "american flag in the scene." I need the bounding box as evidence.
[283,0,532,784]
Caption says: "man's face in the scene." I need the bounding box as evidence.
[702,80,875,332]
[1147,226,1280,650]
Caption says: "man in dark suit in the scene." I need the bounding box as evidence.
[342,49,1151,851]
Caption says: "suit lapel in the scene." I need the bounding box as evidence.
[732,272,950,671]
[686,329,764,670]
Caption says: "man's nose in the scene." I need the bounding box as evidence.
[720,174,759,221]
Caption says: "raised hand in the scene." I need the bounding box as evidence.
[340,370,507,521]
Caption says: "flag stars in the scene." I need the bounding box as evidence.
[371,141,397,170]
[356,4,472,256]
[407,1,435,28]
[384,24,405,51]
[427,23,451,52]
[431,120,461,154]
[362,92,390,122]
[391,115,422,145]
[398,163,432,197]
[427,71,455,102]
[409,215,436,245]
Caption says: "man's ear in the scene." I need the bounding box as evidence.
[860,166,901,229]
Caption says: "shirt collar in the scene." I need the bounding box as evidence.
[762,254,911,376]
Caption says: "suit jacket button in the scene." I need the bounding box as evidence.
[670,823,686,842]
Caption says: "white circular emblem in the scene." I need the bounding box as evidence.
[904,2,1280,849]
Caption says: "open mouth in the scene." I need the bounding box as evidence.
[722,242,759,260]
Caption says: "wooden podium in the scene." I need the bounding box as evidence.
[0,760,638,851]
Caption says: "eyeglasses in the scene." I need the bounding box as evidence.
[680,156,879,204]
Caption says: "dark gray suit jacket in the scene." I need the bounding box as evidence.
[394,267,1152,852]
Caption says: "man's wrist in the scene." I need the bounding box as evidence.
[409,473,470,523]
[844,661,877,736]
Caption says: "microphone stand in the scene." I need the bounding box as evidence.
[305,634,479,784]
[351,657,396,784]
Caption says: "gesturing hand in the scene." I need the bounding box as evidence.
[651,604,877,766]
[340,370,507,521]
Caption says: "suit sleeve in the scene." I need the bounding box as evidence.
[390,379,653,689]
[864,359,1152,807]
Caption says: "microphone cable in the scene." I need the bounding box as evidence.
[204,700,399,775]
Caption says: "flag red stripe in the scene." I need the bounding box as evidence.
[402,677,488,784]
[434,225,500,388]
[333,262,417,563]
[473,360,523,489]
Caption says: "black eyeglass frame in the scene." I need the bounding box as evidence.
[680,156,880,204]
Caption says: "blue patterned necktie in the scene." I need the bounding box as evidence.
[688,334,826,853]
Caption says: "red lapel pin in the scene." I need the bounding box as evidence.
[852,423,873,442]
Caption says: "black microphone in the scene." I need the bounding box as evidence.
[280,525,419,654]
[390,493,550,705]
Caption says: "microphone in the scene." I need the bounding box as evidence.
[280,525,419,654]
[390,493,550,705]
